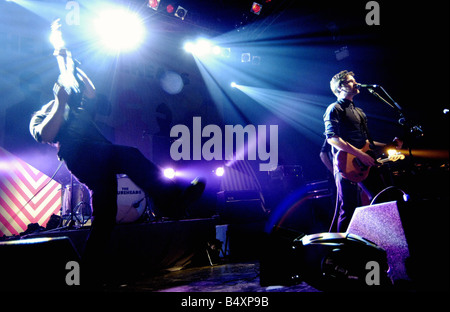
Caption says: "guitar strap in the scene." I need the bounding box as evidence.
[354,107,376,149]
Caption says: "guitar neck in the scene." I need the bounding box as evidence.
[377,158,390,164]
[55,55,67,77]
[377,154,406,164]
[51,19,80,94]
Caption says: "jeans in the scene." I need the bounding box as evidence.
[62,142,180,283]
[329,167,385,232]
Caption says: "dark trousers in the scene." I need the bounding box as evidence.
[62,142,180,283]
[329,168,385,232]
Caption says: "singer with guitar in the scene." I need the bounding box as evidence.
[323,70,403,232]
[29,20,205,288]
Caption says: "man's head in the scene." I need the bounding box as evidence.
[330,70,360,99]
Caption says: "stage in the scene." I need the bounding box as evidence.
[1,197,449,294]
[0,217,219,290]
[0,215,320,293]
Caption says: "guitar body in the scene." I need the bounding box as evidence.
[336,142,372,183]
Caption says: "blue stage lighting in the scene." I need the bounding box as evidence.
[94,8,145,52]
[183,39,224,57]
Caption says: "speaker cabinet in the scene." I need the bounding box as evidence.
[346,201,410,282]
[0,236,80,291]
[347,198,450,290]
[260,228,391,290]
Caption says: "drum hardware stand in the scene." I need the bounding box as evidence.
[139,195,159,222]
[58,173,91,230]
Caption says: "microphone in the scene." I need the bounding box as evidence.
[357,83,379,89]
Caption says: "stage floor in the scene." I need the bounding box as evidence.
[108,261,319,293]
[2,211,448,295]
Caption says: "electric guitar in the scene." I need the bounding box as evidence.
[50,18,83,108]
[335,142,405,183]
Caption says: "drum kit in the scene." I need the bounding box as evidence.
[61,174,156,228]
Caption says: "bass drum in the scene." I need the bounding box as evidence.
[116,175,147,224]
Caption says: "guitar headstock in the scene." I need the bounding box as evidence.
[50,18,65,51]
[386,150,405,162]
[51,18,62,33]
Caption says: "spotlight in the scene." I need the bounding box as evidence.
[251,2,263,15]
[166,4,175,14]
[252,55,261,65]
[196,39,211,55]
[221,47,231,58]
[183,42,195,53]
[147,0,160,10]
[212,45,221,55]
[175,6,188,20]
[335,46,350,61]
[230,82,237,88]
[184,39,213,56]
[215,167,225,177]
[94,8,145,52]
[163,168,176,179]
[241,53,251,62]
[159,71,184,95]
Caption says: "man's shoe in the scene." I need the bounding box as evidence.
[155,178,206,219]
[181,177,206,207]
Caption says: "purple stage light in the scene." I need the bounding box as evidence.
[163,168,176,179]
[215,166,224,177]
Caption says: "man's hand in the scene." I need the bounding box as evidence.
[393,137,403,149]
[356,149,376,167]
[76,68,96,99]
[53,82,69,105]
[53,48,68,57]
[327,136,377,167]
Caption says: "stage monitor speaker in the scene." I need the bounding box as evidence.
[0,236,80,291]
[298,232,391,291]
[346,200,410,283]
[259,227,392,291]
[347,198,450,290]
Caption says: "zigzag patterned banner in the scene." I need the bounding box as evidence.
[0,147,62,236]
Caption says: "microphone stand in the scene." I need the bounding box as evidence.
[366,86,423,158]
[367,87,404,120]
